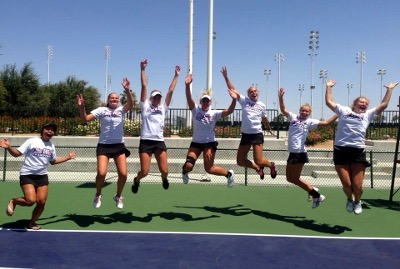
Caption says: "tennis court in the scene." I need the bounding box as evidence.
[1,182,399,268]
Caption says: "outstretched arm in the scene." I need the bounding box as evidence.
[140,59,148,103]
[221,90,237,117]
[375,82,399,115]
[317,114,338,127]
[76,94,95,123]
[185,74,195,110]
[0,139,22,157]
[278,88,289,117]
[50,151,76,165]
[325,79,337,112]
[121,77,134,113]
[221,66,240,100]
[165,66,180,106]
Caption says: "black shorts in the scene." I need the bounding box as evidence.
[189,141,218,152]
[139,139,167,154]
[287,152,309,164]
[333,145,371,167]
[240,133,264,145]
[20,174,49,187]
[96,143,130,158]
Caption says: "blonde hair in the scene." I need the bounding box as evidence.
[201,89,212,97]
[300,103,312,113]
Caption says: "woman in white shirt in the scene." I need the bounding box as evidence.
[1,123,75,230]
[181,73,236,187]
[221,66,276,181]
[326,79,398,214]
[278,87,337,209]
[131,59,180,194]
[77,78,133,209]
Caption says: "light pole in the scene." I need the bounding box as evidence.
[104,45,111,103]
[319,70,328,120]
[264,69,271,108]
[298,84,304,107]
[356,51,366,96]
[347,83,353,106]
[377,68,386,101]
[47,45,53,85]
[274,53,284,90]
[308,31,319,118]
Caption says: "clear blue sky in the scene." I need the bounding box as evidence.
[2,0,399,120]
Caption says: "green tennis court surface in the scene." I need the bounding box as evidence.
[1,182,399,238]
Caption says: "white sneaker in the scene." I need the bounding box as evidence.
[307,187,319,202]
[312,195,325,208]
[113,195,123,209]
[182,173,189,184]
[354,200,362,215]
[346,199,354,213]
[93,194,102,209]
[227,170,234,188]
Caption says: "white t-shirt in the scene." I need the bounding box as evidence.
[238,94,267,134]
[334,103,375,148]
[287,112,320,153]
[191,106,222,143]
[91,106,125,144]
[17,137,57,175]
[140,100,168,141]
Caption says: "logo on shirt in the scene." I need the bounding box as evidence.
[147,106,163,115]
[244,101,264,112]
[33,147,52,157]
[343,112,366,122]
[102,110,122,117]
[195,112,213,124]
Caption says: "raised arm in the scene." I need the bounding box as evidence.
[221,66,240,100]
[140,59,148,103]
[165,65,180,106]
[76,94,95,123]
[278,88,289,117]
[0,139,22,157]
[185,74,195,110]
[221,89,237,117]
[325,79,337,112]
[375,82,399,115]
[317,114,338,127]
[121,77,134,113]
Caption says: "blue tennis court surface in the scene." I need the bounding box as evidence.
[1,229,399,269]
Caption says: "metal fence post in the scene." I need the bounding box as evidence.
[369,150,374,189]
[2,149,7,182]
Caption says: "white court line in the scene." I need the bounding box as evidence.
[1,227,400,241]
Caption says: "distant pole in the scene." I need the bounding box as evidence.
[187,0,194,126]
[47,45,53,85]
[319,70,328,120]
[298,84,304,107]
[104,45,111,103]
[274,53,284,90]
[356,51,366,96]
[347,83,353,106]
[377,68,386,101]
[206,0,214,92]
[308,31,319,118]
[264,69,271,108]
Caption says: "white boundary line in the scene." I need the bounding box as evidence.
[1,227,400,241]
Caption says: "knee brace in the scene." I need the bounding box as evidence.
[183,156,196,172]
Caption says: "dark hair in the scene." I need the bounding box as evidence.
[41,122,57,134]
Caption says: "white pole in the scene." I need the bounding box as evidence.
[206,0,213,92]
[186,0,194,127]
[104,45,110,103]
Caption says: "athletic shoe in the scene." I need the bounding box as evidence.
[346,199,354,213]
[354,200,362,215]
[182,173,189,184]
[227,170,234,188]
[113,195,123,209]
[257,166,265,180]
[93,194,102,209]
[131,177,140,194]
[162,179,169,190]
[270,162,277,179]
[312,195,325,209]
[307,187,319,202]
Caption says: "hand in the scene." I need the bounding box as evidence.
[174,66,180,76]
[384,82,399,90]
[140,59,148,70]
[76,94,84,106]
[326,80,336,87]
[220,66,228,77]
[278,88,285,98]
[68,151,76,160]
[122,77,130,91]
[185,74,193,86]
[0,139,10,149]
